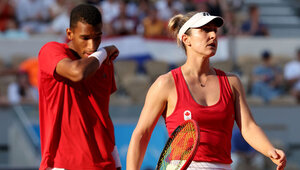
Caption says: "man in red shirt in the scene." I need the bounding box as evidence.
[38,4,121,170]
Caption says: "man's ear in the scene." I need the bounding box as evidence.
[66,28,73,41]
[182,34,191,46]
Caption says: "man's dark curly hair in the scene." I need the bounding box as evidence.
[70,4,102,29]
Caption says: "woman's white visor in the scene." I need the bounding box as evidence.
[178,12,224,41]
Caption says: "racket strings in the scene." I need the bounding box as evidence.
[158,122,197,170]
[170,124,196,159]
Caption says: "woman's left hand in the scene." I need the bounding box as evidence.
[268,149,286,170]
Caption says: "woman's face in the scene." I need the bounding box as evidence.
[186,22,218,58]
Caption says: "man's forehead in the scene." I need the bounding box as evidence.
[73,22,102,32]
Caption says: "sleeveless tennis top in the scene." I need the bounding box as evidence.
[165,67,235,164]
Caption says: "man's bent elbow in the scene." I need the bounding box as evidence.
[68,67,85,82]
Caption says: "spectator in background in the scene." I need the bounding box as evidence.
[48,0,76,36]
[49,0,68,20]
[48,10,69,36]
[251,50,284,103]
[142,6,166,38]
[206,0,225,18]
[99,0,121,36]
[220,9,239,36]
[240,4,269,36]
[0,18,29,39]
[19,57,39,88]
[0,0,29,39]
[155,0,184,21]
[135,0,150,23]
[15,0,52,34]
[125,1,139,19]
[284,48,300,103]
[0,0,16,32]
[7,71,38,105]
[227,0,244,11]
[0,56,38,105]
[111,1,138,36]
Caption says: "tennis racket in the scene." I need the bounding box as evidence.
[156,119,200,170]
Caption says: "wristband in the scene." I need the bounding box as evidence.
[88,48,107,68]
[112,145,122,168]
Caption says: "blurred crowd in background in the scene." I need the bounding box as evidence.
[0,0,268,38]
[0,0,300,106]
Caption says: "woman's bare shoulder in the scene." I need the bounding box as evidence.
[153,71,175,89]
[226,72,242,86]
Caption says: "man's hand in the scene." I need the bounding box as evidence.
[104,45,119,64]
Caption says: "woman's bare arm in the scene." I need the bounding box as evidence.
[126,73,173,170]
[228,74,286,170]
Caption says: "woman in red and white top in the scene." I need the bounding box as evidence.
[126,11,286,170]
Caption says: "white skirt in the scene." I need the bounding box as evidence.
[188,161,232,170]
[167,160,232,170]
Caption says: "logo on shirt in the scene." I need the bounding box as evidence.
[184,110,192,120]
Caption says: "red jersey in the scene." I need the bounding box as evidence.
[38,42,117,170]
[165,67,235,164]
